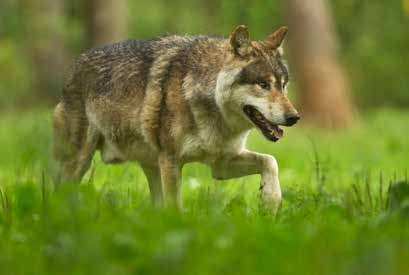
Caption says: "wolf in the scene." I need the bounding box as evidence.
[53,25,300,214]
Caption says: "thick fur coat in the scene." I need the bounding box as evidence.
[53,25,299,214]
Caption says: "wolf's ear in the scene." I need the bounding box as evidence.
[229,25,251,57]
[265,26,288,50]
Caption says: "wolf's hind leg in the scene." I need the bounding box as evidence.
[211,150,281,215]
[140,164,163,207]
[53,103,99,184]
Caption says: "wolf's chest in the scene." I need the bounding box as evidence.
[179,128,249,163]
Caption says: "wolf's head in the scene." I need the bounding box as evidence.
[216,25,299,142]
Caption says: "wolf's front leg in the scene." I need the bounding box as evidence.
[140,164,164,207]
[158,153,183,210]
[211,150,281,215]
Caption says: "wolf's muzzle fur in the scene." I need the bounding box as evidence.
[53,25,299,214]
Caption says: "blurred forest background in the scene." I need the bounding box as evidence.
[0,0,408,125]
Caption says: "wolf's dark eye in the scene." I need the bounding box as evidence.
[257,81,270,90]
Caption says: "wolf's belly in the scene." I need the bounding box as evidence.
[99,140,125,164]
[99,134,158,165]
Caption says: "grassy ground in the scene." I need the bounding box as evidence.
[1,109,409,275]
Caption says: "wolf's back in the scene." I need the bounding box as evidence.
[63,35,224,102]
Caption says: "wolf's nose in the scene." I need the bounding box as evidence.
[284,114,300,126]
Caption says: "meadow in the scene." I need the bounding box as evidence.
[1,109,409,275]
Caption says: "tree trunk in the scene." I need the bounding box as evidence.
[84,0,128,48]
[285,0,355,127]
[20,0,68,101]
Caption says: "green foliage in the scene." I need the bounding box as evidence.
[333,0,409,107]
[126,0,282,40]
[1,109,409,274]
[0,40,33,108]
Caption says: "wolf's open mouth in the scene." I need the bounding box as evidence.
[243,105,283,142]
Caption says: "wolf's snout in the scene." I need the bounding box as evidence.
[284,113,300,126]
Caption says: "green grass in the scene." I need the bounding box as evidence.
[1,109,409,275]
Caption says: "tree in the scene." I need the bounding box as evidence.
[84,0,128,48]
[285,0,355,127]
[20,0,68,100]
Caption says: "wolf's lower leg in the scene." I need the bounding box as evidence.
[141,164,164,207]
[58,151,94,183]
[211,150,281,215]
[53,113,98,183]
[158,153,182,209]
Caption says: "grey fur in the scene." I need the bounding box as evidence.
[53,26,299,214]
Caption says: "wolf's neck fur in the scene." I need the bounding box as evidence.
[178,38,251,136]
[215,68,253,135]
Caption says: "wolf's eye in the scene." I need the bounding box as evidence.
[257,81,270,90]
